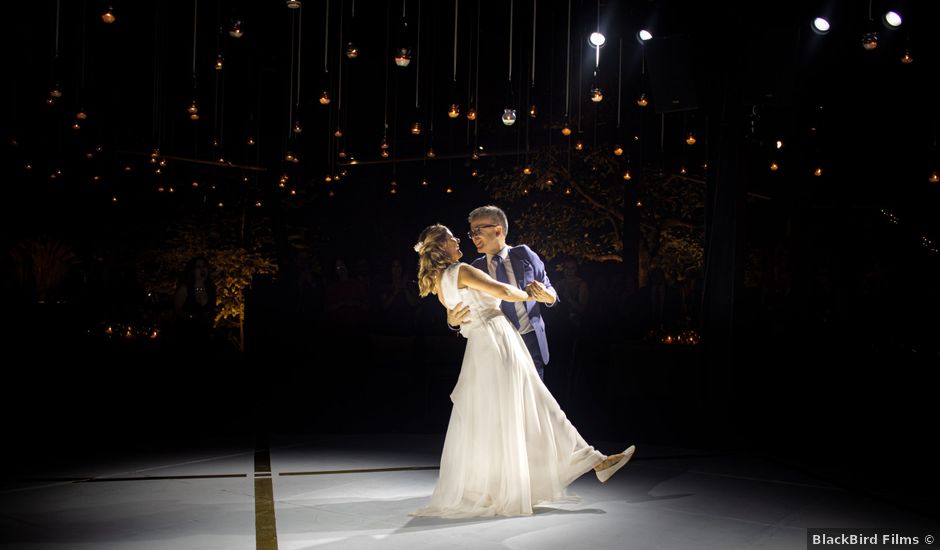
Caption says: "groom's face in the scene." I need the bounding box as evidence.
[470,217,503,255]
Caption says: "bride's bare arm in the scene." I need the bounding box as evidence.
[457,264,530,302]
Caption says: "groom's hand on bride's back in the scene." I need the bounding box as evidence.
[447,302,472,327]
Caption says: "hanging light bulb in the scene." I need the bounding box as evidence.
[101,6,116,24]
[338,149,347,159]
[215,55,224,71]
[285,151,295,162]
[50,86,63,98]
[333,127,343,138]
[247,136,255,145]
[411,122,422,135]
[814,167,823,177]
[380,138,389,150]
[590,87,604,102]
[561,124,572,136]
[901,50,913,64]
[637,93,649,107]
[426,147,436,158]
[293,120,303,134]
[686,133,697,145]
[529,104,537,118]
[929,171,939,183]
[76,110,88,120]
[72,122,81,130]
[346,42,359,58]
[613,145,623,156]
[522,166,532,175]
[448,104,460,118]
[861,32,879,50]
[319,90,331,104]
[286,0,302,8]
[501,109,517,126]
[466,107,477,121]
[575,141,584,151]
[229,21,244,38]
[623,171,632,181]
[380,149,389,158]
[770,161,779,171]
[187,100,199,120]
[394,47,412,67]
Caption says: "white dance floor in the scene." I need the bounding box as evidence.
[1,434,935,550]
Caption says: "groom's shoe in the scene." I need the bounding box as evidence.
[595,445,636,484]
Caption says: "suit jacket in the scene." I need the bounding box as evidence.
[470,244,557,364]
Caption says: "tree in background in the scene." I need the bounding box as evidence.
[481,146,704,285]
[138,210,278,351]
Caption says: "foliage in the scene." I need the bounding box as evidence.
[636,171,705,284]
[138,210,278,329]
[481,146,624,262]
[9,237,79,302]
[480,146,705,284]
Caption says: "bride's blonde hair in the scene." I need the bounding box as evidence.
[414,224,453,297]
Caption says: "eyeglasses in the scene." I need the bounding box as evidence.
[467,224,499,238]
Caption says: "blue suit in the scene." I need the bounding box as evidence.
[470,245,557,376]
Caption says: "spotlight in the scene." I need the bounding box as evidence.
[812,17,830,35]
[589,32,606,47]
[637,29,652,43]
[883,11,902,29]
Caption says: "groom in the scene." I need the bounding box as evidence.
[446,205,558,380]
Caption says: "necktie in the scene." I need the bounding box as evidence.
[493,256,521,329]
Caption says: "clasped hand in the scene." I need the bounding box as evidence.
[525,281,555,304]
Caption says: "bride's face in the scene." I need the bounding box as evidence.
[443,231,463,262]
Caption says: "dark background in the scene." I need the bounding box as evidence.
[2,0,938,521]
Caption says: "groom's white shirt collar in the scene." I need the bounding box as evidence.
[486,245,511,266]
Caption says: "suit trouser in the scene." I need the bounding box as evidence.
[520,330,545,381]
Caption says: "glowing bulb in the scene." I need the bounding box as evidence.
[466,108,477,121]
[319,90,331,104]
[561,125,572,136]
[411,122,422,135]
[637,93,649,107]
[590,88,603,102]
[686,133,696,145]
[589,32,606,47]
[448,104,460,118]
[501,109,517,126]
[229,21,243,38]
[613,145,623,156]
[101,6,116,24]
[346,43,359,58]
[394,47,412,67]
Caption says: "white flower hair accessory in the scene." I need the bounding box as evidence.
[413,241,424,253]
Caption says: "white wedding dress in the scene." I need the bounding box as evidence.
[413,262,604,518]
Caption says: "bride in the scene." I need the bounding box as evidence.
[412,224,635,518]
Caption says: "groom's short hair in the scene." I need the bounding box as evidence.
[469,205,509,236]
